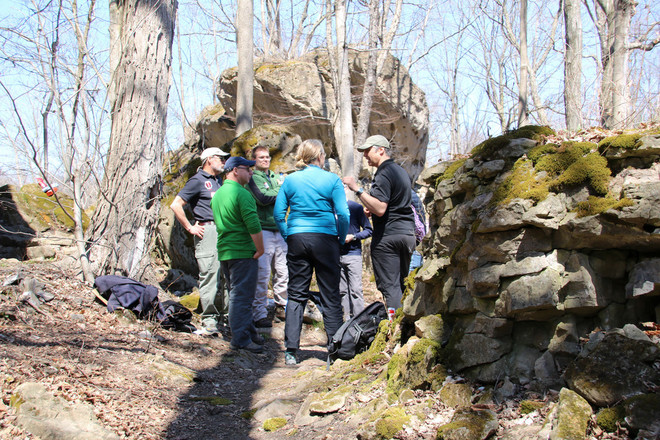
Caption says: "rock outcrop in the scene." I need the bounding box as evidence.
[408,126,660,390]
[185,49,429,179]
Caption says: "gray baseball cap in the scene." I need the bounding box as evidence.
[357,135,390,152]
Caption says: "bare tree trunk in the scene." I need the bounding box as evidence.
[334,0,354,178]
[86,0,176,280]
[563,0,582,131]
[518,0,529,127]
[354,0,379,153]
[236,0,254,135]
[610,0,635,128]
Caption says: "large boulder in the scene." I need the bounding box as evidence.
[563,329,660,407]
[185,49,429,179]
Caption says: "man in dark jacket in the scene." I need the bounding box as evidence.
[170,147,229,335]
[342,135,415,313]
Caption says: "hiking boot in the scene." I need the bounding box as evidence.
[284,350,297,366]
[254,317,272,328]
[231,342,264,354]
[252,334,266,345]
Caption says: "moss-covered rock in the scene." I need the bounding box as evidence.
[435,158,467,185]
[549,151,610,195]
[374,407,410,439]
[15,184,91,232]
[574,195,634,217]
[598,132,644,152]
[263,417,287,431]
[439,382,472,409]
[471,125,554,160]
[436,408,498,439]
[621,393,660,434]
[595,406,625,433]
[386,338,443,396]
[519,399,545,415]
[491,158,550,206]
[551,388,592,440]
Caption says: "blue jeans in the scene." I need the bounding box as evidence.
[409,250,423,273]
[221,258,259,348]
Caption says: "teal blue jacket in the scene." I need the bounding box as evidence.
[273,165,349,243]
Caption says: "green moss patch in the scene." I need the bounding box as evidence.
[435,158,467,185]
[598,133,643,153]
[520,399,545,414]
[263,417,287,431]
[471,125,554,159]
[16,184,90,231]
[575,196,634,217]
[374,407,410,439]
[596,406,624,432]
[549,152,610,195]
[492,158,549,206]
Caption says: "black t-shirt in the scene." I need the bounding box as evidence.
[176,170,221,222]
[369,159,414,240]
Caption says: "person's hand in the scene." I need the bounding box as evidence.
[345,234,355,243]
[253,249,264,259]
[364,207,371,218]
[189,222,205,239]
[342,176,358,192]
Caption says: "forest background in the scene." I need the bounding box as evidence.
[0,0,658,280]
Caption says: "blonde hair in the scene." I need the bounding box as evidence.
[295,139,325,168]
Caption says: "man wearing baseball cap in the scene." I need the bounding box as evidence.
[342,135,415,314]
[171,147,230,335]
[211,156,265,353]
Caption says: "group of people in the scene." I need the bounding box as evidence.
[171,134,419,365]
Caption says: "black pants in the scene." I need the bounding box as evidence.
[284,233,343,351]
[371,234,415,309]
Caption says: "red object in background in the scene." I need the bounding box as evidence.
[36,177,57,197]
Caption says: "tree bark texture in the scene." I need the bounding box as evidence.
[86,0,176,280]
[596,0,635,129]
[334,0,355,179]
[517,0,529,128]
[563,0,583,131]
[236,0,254,135]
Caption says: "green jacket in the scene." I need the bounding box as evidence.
[211,180,262,261]
[247,169,282,231]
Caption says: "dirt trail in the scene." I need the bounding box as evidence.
[0,259,368,439]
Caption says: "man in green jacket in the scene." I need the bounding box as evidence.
[247,145,288,328]
[211,156,265,353]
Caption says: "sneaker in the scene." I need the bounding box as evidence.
[231,342,264,353]
[284,351,297,366]
[254,318,273,328]
[193,327,219,336]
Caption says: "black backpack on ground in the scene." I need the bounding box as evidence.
[329,301,388,361]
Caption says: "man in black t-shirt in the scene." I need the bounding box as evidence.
[342,135,415,312]
[170,147,229,335]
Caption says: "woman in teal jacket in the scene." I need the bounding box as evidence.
[274,139,350,366]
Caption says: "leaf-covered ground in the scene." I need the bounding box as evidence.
[0,259,635,439]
